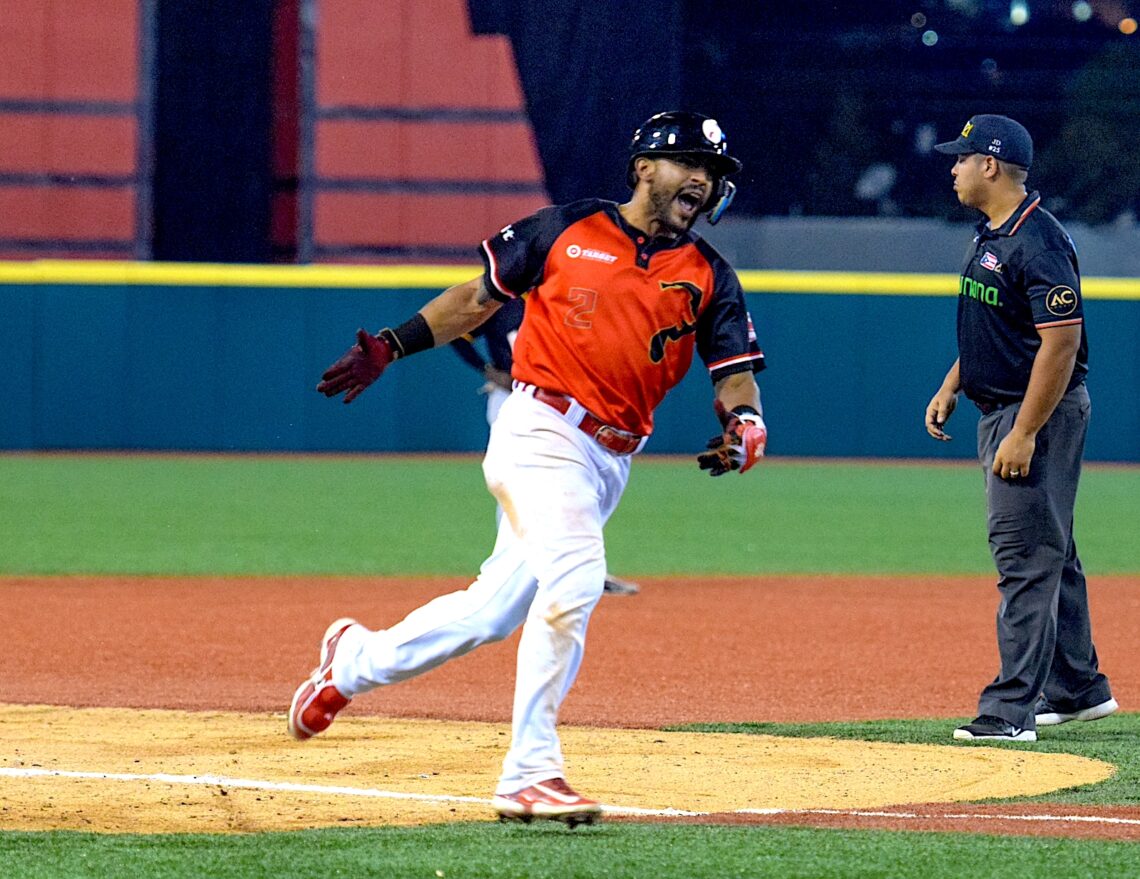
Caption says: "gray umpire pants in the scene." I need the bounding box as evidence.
[975,382,1111,730]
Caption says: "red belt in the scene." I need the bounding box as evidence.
[529,387,645,455]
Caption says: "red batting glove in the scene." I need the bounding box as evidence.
[316,329,394,404]
[696,400,768,476]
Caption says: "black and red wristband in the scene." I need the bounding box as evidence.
[380,312,435,360]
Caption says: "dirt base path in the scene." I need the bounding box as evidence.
[2,575,1137,838]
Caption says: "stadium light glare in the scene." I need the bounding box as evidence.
[1010,0,1030,26]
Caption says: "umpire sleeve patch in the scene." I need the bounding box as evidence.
[1045,285,1079,317]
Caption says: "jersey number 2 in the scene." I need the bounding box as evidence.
[564,287,597,329]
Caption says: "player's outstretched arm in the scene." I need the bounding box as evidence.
[317,277,500,404]
[419,277,501,344]
[697,372,766,476]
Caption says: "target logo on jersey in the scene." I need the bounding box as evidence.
[566,243,618,264]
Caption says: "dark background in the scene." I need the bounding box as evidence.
[151,0,1139,261]
[677,1,1140,224]
[154,1,276,263]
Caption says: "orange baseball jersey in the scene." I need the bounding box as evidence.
[480,199,764,436]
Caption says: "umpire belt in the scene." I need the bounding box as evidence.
[514,382,648,456]
[973,397,1017,415]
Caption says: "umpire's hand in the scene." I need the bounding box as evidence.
[925,388,957,441]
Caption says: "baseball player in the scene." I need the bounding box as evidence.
[924,115,1116,742]
[450,298,640,596]
[289,111,767,825]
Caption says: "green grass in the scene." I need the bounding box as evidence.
[2,822,1139,879]
[2,453,1137,876]
[1,454,1137,575]
[675,713,1140,806]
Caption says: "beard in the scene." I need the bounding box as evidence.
[648,183,700,236]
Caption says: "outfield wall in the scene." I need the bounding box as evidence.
[1,261,1137,461]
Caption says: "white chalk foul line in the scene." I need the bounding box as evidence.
[1,767,488,806]
[3,767,1138,826]
[735,807,1140,826]
[0,767,696,817]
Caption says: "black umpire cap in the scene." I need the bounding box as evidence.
[935,114,1033,169]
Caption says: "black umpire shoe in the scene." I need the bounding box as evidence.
[1035,696,1118,727]
[953,715,1037,742]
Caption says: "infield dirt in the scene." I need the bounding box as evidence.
[1,575,1137,837]
[0,705,1112,833]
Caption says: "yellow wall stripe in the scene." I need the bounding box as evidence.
[0,260,1137,299]
[0,260,480,289]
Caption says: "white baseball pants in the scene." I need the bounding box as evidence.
[332,389,631,793]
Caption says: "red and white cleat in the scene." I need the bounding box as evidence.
[287,618,358,741]
[491,777,601,827]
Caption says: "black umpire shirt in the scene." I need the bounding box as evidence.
[956,191,1089,408]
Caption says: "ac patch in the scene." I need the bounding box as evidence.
[1045,285,1079,317]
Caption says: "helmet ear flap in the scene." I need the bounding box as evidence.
[705,179,736,225]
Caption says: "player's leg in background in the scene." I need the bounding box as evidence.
[485,384,511,527]
[485,385,510,426]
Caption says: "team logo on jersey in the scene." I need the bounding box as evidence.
[979,251,1002,272]
[565,243,617,263]
[1045,285,1079,316]
[500,225,515,241]
[649,281,703,362]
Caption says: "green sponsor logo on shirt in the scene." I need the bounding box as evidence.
[959,275,1001,306]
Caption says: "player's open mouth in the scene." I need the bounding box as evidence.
[675,190,703,215]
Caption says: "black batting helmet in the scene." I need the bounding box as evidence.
[626,111,742,186]
[627,111,742,224]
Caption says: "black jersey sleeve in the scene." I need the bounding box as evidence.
[1023,248,1083,328]
[478,199,609,301]
[693,239,767,382]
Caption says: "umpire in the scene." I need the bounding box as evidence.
[924,114,1117,742]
